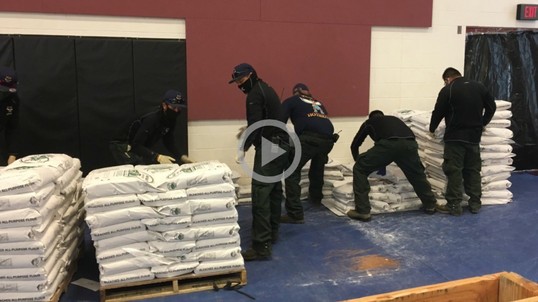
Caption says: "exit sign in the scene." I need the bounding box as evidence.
[517,4,538,20]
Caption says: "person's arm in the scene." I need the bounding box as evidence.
[243,89,265,151]
[280,97,293,124]
[162,123,181,160]
[481,87,497,127]
[350,122,369,161]
[429,88,449,132]
[130,114,160,163]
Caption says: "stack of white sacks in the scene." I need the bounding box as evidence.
[82,160,244,287]
[323,162,425,215]
[0,154,84,302]
[323,101,514,216]
[406,100,515,205]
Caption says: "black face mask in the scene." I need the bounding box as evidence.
[238,77,255,94]
[163,109,180,124]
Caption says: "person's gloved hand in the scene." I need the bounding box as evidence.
[157,154,176,164]
[7,155,16,165]
[180,155,195,164]
[235,150,245,164]
[236,126,247,139]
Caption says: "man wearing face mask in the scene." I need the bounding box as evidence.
[229,63,289,261]
[0,66,20,166]
[109,89,194,165]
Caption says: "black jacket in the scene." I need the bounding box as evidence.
[243,79,287,151]
[350,115,415,161]
[114,108,181,164]
[429,77,496,144]
[0,88,20,158]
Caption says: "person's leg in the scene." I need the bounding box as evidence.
[244,149,273,260]
[283,139,312,220]
[308,137,334,204]
[394,139,437,211]
[442,142,465,215]
[462,143,482,213]
[351,140,393,219]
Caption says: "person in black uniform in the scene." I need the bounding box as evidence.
[349,110,438,221]
[229,63,289,261]
[280,83,335,224]
[430,67,496,215]
[0,67,20,166]
[109,89,193,165]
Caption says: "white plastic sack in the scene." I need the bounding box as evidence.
[186,182,236,200]
[193,258,244,275]
[141,216,191,232]
[137,190,187,207]
[82,166,162,199]
[84,194,140,215]
[99,268,154,286]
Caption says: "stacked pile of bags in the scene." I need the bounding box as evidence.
[82,161,244,287]
[404,100,514,205]
[0,154,84,302]
[323,101,515,216]
[323,163,424,215]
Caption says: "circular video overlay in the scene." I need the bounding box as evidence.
[237,120,301,183]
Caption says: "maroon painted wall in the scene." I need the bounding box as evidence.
[0,0,433,120]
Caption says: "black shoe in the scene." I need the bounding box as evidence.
[347,210,371,222]
[241,248,270,261]
[280,214,304,224]
[436,204,462,216]
[421,205,436,214]
[469,207,480,214]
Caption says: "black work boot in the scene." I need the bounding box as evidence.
[242,242,271,261]
[347,210,372,222]
[280,214,304,224]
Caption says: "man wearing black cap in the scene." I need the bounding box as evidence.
[0,67,20,166]
[349,110,438,222]
[280,83,335,224]
[109,89,193,165]
[229,63,289,261]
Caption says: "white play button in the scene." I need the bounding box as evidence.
[237,120,302,183]
[260,137,286,166]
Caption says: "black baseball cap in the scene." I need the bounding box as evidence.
[228,63,255,84]
[293,83,309,94]
[162,89,186,109]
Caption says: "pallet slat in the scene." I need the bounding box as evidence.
[100,269,247,302]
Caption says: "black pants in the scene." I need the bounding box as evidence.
[250,142,289,252]
[284,132,334,218]
[443,141,482,211]
[353,139,437,214]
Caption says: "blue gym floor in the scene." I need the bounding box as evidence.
[61,171,538,302]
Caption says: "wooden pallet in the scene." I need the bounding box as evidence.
[100,269,247,302]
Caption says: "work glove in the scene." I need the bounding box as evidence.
[7,155,16,165]
[180,155,195,164]
[157,154,176,164]
[236,126,247,139]
[235,150,245,164]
